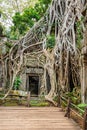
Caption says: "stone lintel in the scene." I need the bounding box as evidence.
[26,67,44,74]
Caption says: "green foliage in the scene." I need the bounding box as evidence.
[5,41,13,53]
[1,99,50,107]
[13,76,22,90]
[23,7,40,24]
[46,35,55,49]
[65,92,73,97]
[5,42,13,48]
[63,87,81,105]
[9,0,51,39]
[12,12,30,34]
[35,0,51,17]
[64,92,78,104]
[77,103,87,110]
[30,100,49,107]
[75,17,84,49]
[53,96,58,102]
[7,29,20,40]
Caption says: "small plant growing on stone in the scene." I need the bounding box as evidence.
[13,76,22,90]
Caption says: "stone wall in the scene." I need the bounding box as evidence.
[24,53,46,68]
[20,53,45,95]
[20,67,44,95]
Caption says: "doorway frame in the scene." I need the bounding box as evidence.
[26,73,40,96]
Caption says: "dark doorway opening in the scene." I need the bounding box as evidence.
[29,75,39,96]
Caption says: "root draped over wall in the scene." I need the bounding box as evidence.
[0,0,86,103]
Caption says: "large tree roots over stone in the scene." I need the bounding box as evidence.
[0,0,87,104]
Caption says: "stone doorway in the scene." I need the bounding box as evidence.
[29,75,39,97]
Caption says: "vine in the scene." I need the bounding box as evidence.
[0,0,86,103]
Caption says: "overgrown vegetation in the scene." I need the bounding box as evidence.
[0,0,86,107]
[46,35,55,49]
[8,0,51,39]
[0,95,50,107]
[13,76,22,90]
[53,95,58,102]
[5,42,13,53]
[30,100,50,107]
[77,103,87,110]
[62,87,81,104]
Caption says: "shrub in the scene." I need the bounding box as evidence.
[13,76,22,90]
[77,103,87,110]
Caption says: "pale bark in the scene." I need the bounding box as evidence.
[0,0,86,103]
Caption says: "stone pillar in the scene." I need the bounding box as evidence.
[20,74,26,90]
[81,46,87,103]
